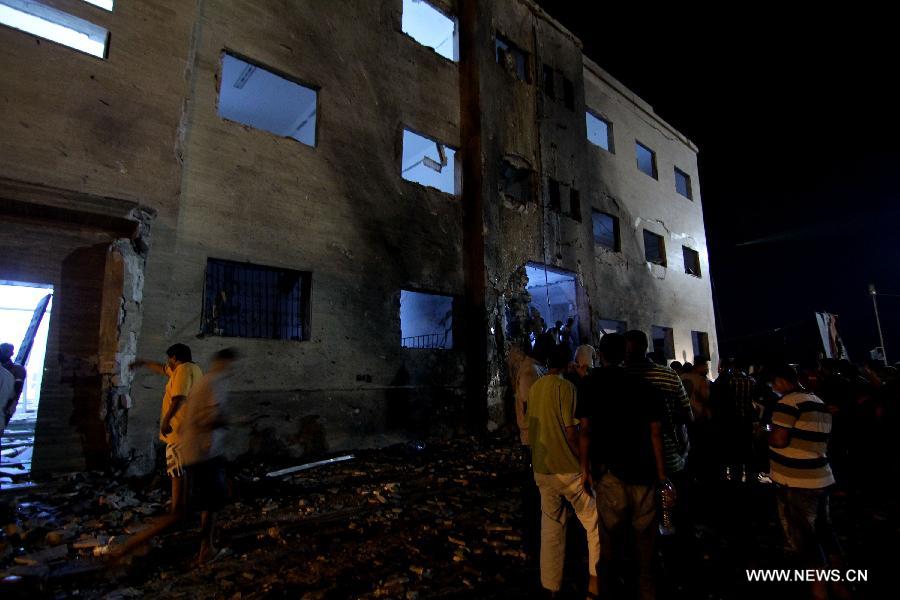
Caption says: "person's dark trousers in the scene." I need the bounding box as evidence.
[595,472,658,600]
[775,485,844,569]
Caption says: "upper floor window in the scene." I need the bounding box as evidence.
[0,0,110,58]
[586,112,613,152]
[643,230,666,266]
[401,128,457,194]
[401,0,458,61]
[636,141,657,179]
[495,33,530,82]
[674,167,693,199]
[683,246,701,277]
[592,211,619,251]
[218,53,318,147]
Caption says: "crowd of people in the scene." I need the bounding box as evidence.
[508,328,899,599]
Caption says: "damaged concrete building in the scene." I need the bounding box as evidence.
[0,0,717,476]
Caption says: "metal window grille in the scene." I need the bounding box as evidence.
[201,259,308,340]
[401,332,448,349]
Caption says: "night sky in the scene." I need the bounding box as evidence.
[537,4,900,364]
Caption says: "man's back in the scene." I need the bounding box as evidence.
[578,366,663,484]
[527,373,580,474]
[625,359,692,473]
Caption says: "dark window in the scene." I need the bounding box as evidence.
[562,77,575,110]
[401,290,453,349]
[674,167,693,199]
[500,161,532,204]
[643,230,666,266]
[592,211,619,250]
[542,64,555,98]
[598,318,626,335]
[691,331,710,361]
[495,34,530,82]
[201,259,310,340]
[569,188,581,221]
[548,177,561,212]
[636,141,657,179]
[651,326,675,360]
[586,112,613,152]
[683,246,701,277]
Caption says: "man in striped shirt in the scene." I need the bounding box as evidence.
[768,363,843,600]
[623,331,693,476]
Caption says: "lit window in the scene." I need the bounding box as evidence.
[401,290,453,349]
[401,129,457,194]
[218,53,318,147]
[651,326,675,360]
[201,259,310,341]
[495,33,529,82]
[643,230,666,266]
[636,141,657,179]
[674,167,693,199]
[683,246,701,277]
[401,0,457,61]
[592,211,619,251]
[586,112,612,152]
[0,0,109,58]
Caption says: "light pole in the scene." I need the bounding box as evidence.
[869,284,888,366]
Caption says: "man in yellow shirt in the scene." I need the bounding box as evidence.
[131,343,203,513]
[528,344,600,597]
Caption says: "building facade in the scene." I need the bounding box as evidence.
[0,0,717,475]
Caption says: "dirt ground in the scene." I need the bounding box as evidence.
[1,432,896,599]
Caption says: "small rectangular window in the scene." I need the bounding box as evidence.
[547,178,561,212]
[674,167,693,199]
[201,259,310,341]
[598,319,627,336]
[586,112,612,152]
[0,0,109,58]
[401,290,453,349]
[683,246,701,277]
[218,53,318,147]
[691,331,710,361]
[542,64,555,98]
[643,230,666,266]
[636,141,657,179]
[651,325,675,360]
[562,77,575,111]
[495,33,529,82]
[402,129,458,194]
[569,188,581,221]
[401,0,458,61]
[592,211,619,251]
[500,160,532,204]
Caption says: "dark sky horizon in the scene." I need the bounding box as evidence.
[537,4,900,364]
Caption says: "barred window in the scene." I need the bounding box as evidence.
[201,259,310,341]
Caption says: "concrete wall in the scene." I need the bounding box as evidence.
[126,0,467,472]
[0,0,717,474]
[582,59,719,367]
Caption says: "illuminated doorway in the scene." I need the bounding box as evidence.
[0,281,52,487]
